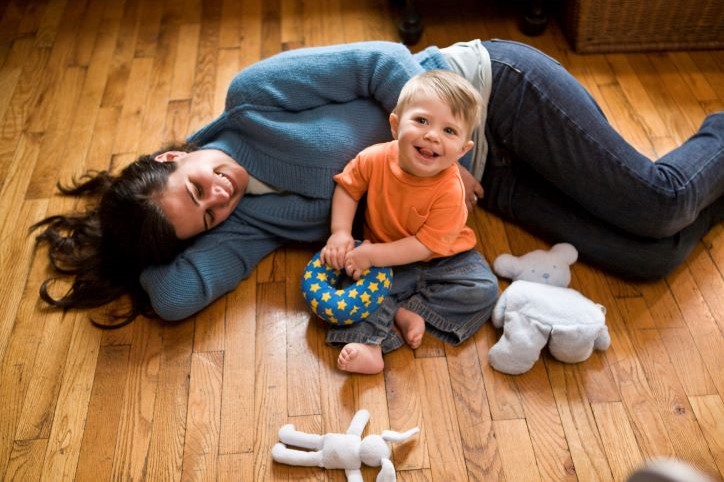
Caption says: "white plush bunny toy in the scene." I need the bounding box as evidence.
[271,409,419,482]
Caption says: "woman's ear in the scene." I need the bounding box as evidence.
[389,113,400,139]
[154,151,186,163]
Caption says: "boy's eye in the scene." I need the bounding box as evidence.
[415,117,428,125]
[444,127,457,135]
[194,183,203,198]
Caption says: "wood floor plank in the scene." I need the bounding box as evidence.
[252,281,289,481]
[180,351,223,482]
[219,275,257,455]
[38,312,102,482]
[74,345,130,482]
[547,362,614,482]
[1,3,722,481]
[592,401,644,482]
[666,266,724,397]
[688,395,724,478]
[494,418,541,482]
[445,341,504,480]
[384,347,427,471]
[417,357,468,481]
[144,322,195,482]
[109,320,164,481]
[630,328,718,474]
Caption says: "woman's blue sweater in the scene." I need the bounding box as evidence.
[140,41,452,320]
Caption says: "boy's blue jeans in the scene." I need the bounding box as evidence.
[325,249,498,354]
[480,40,723,278]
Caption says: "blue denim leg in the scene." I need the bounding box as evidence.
[478,39,724,278]
[399,250,498,345]
[481,39,723,239]
[325,250,498,352]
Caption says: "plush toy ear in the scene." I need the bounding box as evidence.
[493,253,521,279]
[550,243,578,265]
[381,427,419,443]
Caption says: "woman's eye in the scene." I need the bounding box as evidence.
[206,209,215,226]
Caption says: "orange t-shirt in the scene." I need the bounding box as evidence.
[333,140,476,258]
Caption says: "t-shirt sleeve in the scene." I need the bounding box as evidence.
[332,150,375,201]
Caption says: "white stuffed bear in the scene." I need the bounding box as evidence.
[493,242,579,287]
[271,409,419,482]
[490,243,610,375]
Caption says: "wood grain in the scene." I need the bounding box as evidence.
[0,1,722,481]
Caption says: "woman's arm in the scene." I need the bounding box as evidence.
[225,41,426,114]
[139,223,282,321]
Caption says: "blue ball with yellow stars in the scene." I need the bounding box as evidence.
[301,247,393,326]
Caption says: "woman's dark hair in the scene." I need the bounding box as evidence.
[31,143,199,328]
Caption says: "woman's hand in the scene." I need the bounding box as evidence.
[458,164,484,212]
[320,232,355,270]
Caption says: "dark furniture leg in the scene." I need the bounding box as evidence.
[394,0,549,45]
[397,0,423,45]
[520,0,549,36]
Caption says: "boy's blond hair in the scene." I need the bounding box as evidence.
[393,70,483,139]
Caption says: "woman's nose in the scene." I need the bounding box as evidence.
[207,184,230,205]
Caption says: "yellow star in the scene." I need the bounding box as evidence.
[309,283,321,293]
[304,271,312,279]
[384,279,391,288]
[376,272,387,282]
[343,319,354,325]
[362,311,370,318]
[335,289,345,296]
[313,259,322,268]
[360,292,371,304]
[336,299,347,311]
[311,299,319,312]
[350,306,358,315]
[325,308,333,317]
[377,295,385,304]
[321,292,331,302]
[368,282,379,293]
[316,272,328,282]
[348,288,358,298]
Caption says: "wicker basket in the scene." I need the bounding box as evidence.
[558,0,724,53]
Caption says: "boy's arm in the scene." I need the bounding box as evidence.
[345,236,433,280]
[320,186,359,269]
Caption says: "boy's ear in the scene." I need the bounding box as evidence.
[389,113,400,139]
[459,139,474,158]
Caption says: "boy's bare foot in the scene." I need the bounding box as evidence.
[337,343,384,374]
[394,307,425,349]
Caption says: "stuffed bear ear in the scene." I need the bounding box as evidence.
[493,253,520,279]
[550,243,578,265]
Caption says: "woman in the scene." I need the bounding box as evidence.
[33,40,723,326]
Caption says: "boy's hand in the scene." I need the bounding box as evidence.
[344,241,375,280]
[320,232,355,269]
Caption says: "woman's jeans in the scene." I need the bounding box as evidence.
[326,250,498,353]
[480,40,723,279]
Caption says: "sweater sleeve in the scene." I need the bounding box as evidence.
[224,41,426,115]
[139,222,282,321]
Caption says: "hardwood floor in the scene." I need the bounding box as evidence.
[0,0,722,480]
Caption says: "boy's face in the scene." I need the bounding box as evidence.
[390,96,474,178]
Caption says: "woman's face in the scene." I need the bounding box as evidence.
[155,149,248,239]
